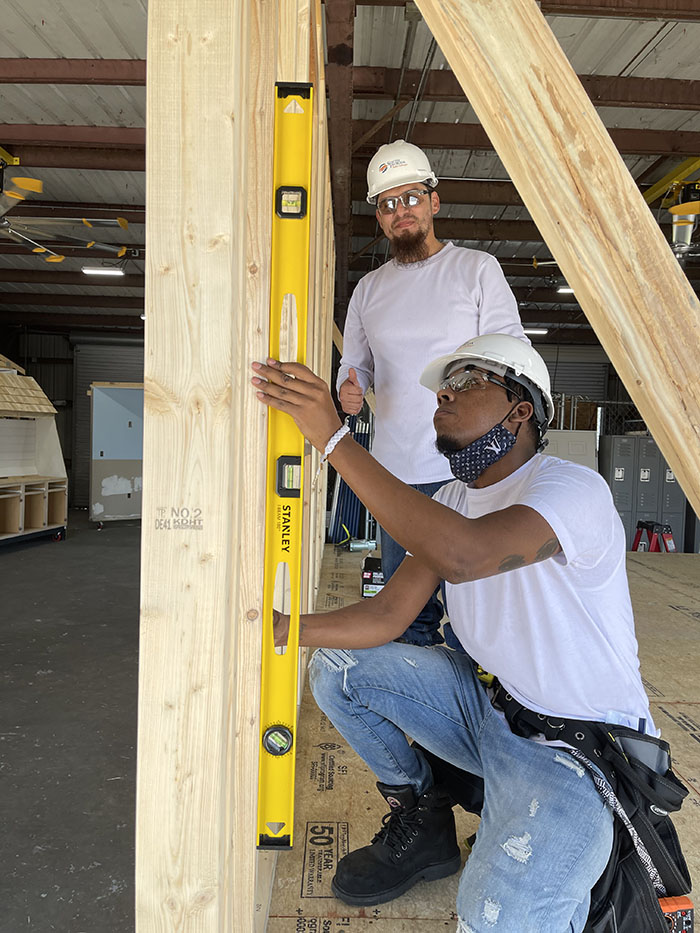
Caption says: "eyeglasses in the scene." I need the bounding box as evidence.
[439,368,522,398]
[376,188,431,215]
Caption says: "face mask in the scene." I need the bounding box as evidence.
[442,411,519,484]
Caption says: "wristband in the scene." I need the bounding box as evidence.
[313,424,350,485]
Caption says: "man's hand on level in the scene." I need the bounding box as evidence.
[251,358,343,452]
[338,368,364,415]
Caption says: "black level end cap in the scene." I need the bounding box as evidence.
[257,834,292,850]
[275,81,312,99]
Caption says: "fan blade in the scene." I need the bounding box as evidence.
[3,226,65,261]
[15,216,130,229]
[10,176,43,193]
[0,193,21,220]
[9,220,128,255]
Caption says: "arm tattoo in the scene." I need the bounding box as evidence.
[498,537,560,574]
[499,554,526,572]
[535,537,560,562]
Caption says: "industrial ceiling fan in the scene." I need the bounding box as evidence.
[0,162,131,263]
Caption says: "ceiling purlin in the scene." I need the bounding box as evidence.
[353,122,700,157]
[0,309,142,330]
[0,269,144,286]
[353,69,700,111]
[0,59,145,84]
[353,0,700,20]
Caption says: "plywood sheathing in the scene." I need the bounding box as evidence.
[415,0,700,519]
[268,549,698,930]
[0,372,56,416]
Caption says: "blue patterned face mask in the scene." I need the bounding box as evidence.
[442,412,520,483]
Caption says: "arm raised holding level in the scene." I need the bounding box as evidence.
[251,358,559,586]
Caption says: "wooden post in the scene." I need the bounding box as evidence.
[415,0,700,516]
[137,0,276,929]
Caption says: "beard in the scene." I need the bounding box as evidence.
[389,226,430,263]
[435,433,463,455]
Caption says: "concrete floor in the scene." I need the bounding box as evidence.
[2,510,139,933]
[2,514,697,932]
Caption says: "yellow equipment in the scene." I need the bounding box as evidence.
[257,81,314,850]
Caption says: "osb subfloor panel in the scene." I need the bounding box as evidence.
[267,550,700,932]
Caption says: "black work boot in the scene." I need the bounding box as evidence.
[331,782,462,906]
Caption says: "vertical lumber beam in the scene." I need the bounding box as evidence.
[325,0,355,324]
[305,0,337,616]
[136,0,275,930]
[415,0,700,516]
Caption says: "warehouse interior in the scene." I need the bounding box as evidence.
[1,0,699,931]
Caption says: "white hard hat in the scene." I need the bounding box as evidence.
[366,139,438,203]
[420,334,555,433]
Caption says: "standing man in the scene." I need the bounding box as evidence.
[338,139,527,646]
[251,335,657,932]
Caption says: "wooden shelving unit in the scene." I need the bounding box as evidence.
[0,367,68,546]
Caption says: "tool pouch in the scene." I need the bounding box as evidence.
[414,721,692,933]
[582,726,691,932]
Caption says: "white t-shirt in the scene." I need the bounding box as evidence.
[434,454,654,732]
[337,242,526,484]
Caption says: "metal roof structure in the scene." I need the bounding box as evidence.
[0,0,699,345]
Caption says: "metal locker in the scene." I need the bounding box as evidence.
[636,437,661,513]
[599,436,636,512]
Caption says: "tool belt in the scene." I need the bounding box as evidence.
[490,681,692,931]
[416,680,692,933]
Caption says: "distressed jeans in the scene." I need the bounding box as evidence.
[309,642,614,933]
[378,478,453,646]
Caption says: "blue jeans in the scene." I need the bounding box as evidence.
[379,478,452,646]
[309,643,613,933]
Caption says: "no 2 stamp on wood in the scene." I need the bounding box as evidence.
[154,506,204,530]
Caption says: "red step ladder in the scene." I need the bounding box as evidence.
[632,520,677,553]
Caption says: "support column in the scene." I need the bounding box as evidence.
[136,0,276,929]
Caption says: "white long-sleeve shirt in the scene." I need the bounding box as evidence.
[337,242,527,483]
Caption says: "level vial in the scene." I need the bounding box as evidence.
[263,725,294,756]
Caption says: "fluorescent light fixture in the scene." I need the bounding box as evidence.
[557,286,574,293]
[81,265,125,276]
[523,328,549,335]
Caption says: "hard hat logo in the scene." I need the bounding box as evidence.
[367,140,438,202]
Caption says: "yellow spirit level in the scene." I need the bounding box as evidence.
[257,81,313,850]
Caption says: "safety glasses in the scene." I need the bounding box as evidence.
[376,188,431,215]
[439,368,522,397]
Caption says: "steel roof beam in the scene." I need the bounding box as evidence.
[5,146,144,171]
[0,269,144,286]
[353,120,700,156]
[353,68,700,111]
[0,292,143,308]
[0,309,142,329]
[353,213,673,240]
[6,123,695,174]
[0,59,146,85]
[355,0,700,20]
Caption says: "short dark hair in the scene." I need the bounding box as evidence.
[503,374,542,451]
